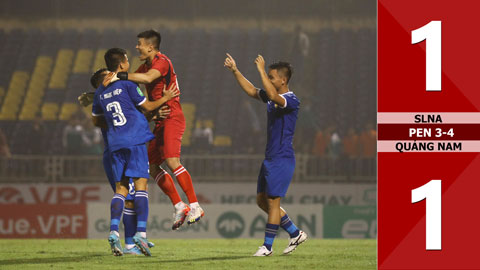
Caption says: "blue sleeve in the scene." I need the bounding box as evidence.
[92,91,103,116]
[126,82,146,106]
[258,89,269,103]
[281,93,300,110]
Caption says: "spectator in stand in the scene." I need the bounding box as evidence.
[326,125,342,159]
[192,119,213,153]
[296,98,317,153]
[360,123,376,158]
[312,128,328,157]
[343,127,360,158]
[62,115,90,155]
[290,25,310,88]
[83,118,103,155]
[28,114,46,155]
[0,129,11,158]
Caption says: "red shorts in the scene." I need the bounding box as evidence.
[148,114,185,165]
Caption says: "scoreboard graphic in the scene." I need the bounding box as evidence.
[378,0,480,268]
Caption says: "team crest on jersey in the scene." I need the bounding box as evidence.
[137,87,144,96]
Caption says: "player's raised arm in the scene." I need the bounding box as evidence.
[224,53,260,100]
[255,55,286,107]
[140,83,179,112]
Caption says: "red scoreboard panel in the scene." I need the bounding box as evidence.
[378,0,480,269]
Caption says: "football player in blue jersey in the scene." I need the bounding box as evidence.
[224,53,307,256]
[92,48,179,256]
[80,69,166,255]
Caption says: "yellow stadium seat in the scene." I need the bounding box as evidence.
[0,87,4,103]
[73,49,94,74]
[180,103,196,146]
[16,56,53,120]
[59,103,79,120]
[91,49,107,72]
[213,136,232,147]
[0,71,30,119]
[48,49,74,89]
[41,103,59,120]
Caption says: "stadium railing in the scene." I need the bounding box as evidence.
[0,155,375,183]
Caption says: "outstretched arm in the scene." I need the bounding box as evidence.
[224,53,260,100]
[104,69,162,86]
[255,55,286,107]
[125,69,162,84]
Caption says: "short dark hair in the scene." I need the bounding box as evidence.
[90,68,108,88]
[137,29,161,50]
[269,61,293,83]
[104,48,127,72]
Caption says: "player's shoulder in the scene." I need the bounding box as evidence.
[282,91,300,102]
[153,53,171,64]
[94,85,106,95]
[112,80,137,89]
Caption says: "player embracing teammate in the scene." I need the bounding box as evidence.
[92,48,180,256]
[109,30,204,229]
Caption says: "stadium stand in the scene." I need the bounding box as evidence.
[0,25,376,182]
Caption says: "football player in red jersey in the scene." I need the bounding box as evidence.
[110,30,204,230]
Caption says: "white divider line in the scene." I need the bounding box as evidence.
[377,113,480,124]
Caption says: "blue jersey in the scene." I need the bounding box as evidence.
[258,89,300,159]
[92,80,155,152]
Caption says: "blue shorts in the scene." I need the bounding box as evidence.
[257,157,295,197]
[110,144,150,183]
[103,151,135,201]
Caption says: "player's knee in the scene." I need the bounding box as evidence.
[267,196,281,207]
[149,164,161,177]
[165,158,180,170]
[133,177,148,191]
[125,200,134,209]
[115,182,129,197]
[256,194,268,210]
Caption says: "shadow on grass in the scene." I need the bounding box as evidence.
[0,253,106,266]
[155,255,252,264]
[0,253,251,266]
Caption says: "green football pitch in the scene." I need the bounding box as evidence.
[0,239,376,270]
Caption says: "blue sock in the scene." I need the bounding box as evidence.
[123,206,137,246]
[263,223,279,251]
[110,193,125,232]
[280,214,300,238]
[134,191,149,233]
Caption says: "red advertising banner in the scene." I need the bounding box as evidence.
[378,0,480,269]
[0,185,101,204]
[0,204,87,238]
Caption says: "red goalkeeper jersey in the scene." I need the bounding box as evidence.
[136,52,183,119]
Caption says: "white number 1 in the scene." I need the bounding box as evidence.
[411,21,442,91]
[411,180,442,250]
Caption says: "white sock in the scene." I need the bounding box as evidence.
[110,231,119,237]
[190,202,200,208]
[126,244,135,249]
[174,201,185,210]
[139,232,147,238]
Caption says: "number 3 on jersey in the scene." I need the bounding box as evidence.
[106,101,127,126]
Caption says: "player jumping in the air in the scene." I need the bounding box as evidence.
[79,69,164,255]
[106,30,204,230]
[92,48,179,256]
[224,53,307,256]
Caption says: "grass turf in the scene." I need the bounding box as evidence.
[0,239,376,270]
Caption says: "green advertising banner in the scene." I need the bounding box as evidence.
[323,206,376,239]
